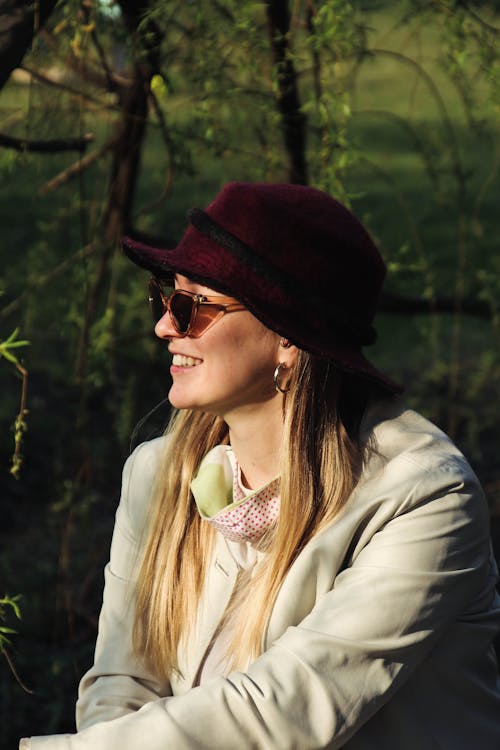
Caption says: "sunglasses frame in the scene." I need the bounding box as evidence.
[148,277,245,338]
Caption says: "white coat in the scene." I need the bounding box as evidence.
[21,399,500,749]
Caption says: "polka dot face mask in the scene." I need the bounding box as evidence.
[190,445,280,544]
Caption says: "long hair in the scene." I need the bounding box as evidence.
[133,351,372,677]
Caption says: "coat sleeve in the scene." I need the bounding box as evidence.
[76,439,172,730]
[21,455,494,750]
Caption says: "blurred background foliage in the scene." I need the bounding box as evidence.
[0,0,499,743]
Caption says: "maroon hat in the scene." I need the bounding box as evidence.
[122,181,402,393]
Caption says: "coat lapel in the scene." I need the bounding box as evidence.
[173,534,239,692]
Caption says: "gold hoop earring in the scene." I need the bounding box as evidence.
[274,363,290,394]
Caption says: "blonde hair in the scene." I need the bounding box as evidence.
[133,351,369,677]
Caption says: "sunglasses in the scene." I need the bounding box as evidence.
[148,277,246,338]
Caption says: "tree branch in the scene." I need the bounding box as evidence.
[379,291,493,320]
[0,132,94,153]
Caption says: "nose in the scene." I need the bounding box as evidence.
[154,311,183,340]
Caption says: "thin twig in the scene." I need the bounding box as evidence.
[357,155,433,300]
[20,64,124,113]
[10,359,29,479]
[306,1,323,103]
[0,241,99,321]
[134,158,173,217]
[355,108,440,190]
[2,649,34,694]
[38,28,132,92]
[133,91,175,218]
[209,0,235,23]
[87,5,118,93]
[39,136,118,195]
[463,3,500,35]
[148,88,175,151]
[366,48,467,202]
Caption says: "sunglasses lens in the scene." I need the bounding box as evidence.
[148,279,240,337]
[148,280,166,323]
[169,292,194,334]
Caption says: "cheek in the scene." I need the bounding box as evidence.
[222,331,278,368]
[204,325,279,379]
[227,316,280,351]
[198,305,279,350]
[231,340,279,388]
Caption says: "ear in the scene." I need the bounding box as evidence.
[278,339,299,369]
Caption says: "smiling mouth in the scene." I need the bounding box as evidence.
[172,354,203,367]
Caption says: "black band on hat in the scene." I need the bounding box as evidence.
[188,208,376,346]
[188,208,280,290]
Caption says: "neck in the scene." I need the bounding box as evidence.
[225,396,285,490]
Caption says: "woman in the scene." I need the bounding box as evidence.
[21,182,500,749]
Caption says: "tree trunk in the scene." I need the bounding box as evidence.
[265,0,308,185]
[75,1,161,381]
[0,0,58,90]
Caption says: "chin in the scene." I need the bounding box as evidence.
[168,392,192,411]
[168,385,206,412]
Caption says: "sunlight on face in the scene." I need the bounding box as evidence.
[155,275,284,421]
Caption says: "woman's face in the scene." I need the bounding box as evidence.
[154,275,288,420]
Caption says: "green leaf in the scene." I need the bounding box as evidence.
[0,348,18,364]
[5,340,30,349]
[4,327,20,344]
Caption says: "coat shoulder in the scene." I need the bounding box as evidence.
[354,397,487,533]
[118,435,170,538]
[362,397,479,483]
